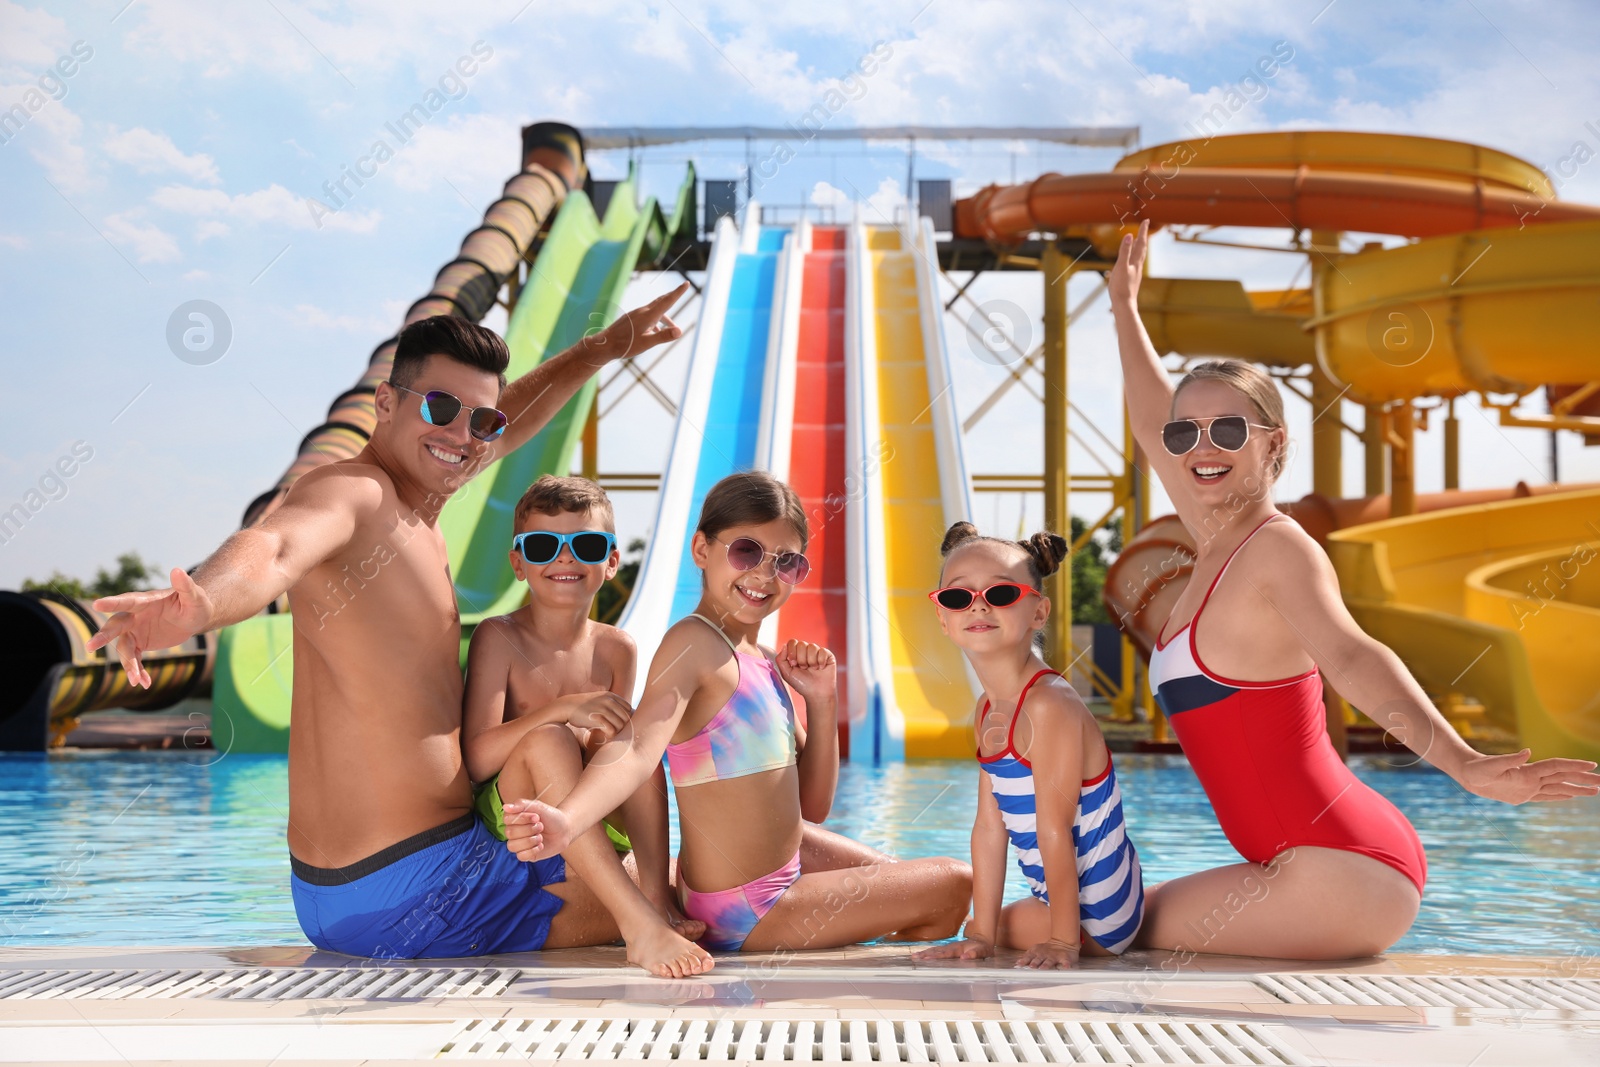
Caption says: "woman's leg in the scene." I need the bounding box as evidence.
[739,857,972,952]
[1134,845,1420,959]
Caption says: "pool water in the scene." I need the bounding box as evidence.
[2,751,1596,955]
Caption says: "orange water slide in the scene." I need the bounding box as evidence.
[954,131,1600,245]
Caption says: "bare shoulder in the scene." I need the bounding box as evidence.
[592,621,636,654]
[652,616,726,678]
[1250,517,1334,588]
[466,614,518,661]
[289,457,388,508]
[591,621,637,667]
[1021,673,1095,734]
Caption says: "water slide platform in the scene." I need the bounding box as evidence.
[2,943,1596,1064]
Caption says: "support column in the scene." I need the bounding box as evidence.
[1363,403,1388,496]
[1307,229,1344,500]
[1390,402,1416,517]
[581,391,599,482]
[1310,364,1344,498]
[1444,398,1460,491]
[1042,243,1072,671]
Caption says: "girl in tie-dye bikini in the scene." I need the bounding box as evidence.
[660,472,973,952]
[517,470,973,954]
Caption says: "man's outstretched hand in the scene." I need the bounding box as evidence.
[86,567,216,689]
[582,282,688,364]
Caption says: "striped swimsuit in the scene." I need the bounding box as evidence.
[978,669,1145,953]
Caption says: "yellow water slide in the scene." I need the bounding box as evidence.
[1114,132,1600,760]
[848,218,976,759]
[1328,488,1600,763]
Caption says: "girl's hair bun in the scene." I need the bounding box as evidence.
[940,521,981,555]
[1022,531,1069,579]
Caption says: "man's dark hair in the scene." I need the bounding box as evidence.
[390,316,510,392]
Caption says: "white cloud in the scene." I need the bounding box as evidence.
[195,219,230,241]
[101,211,181,263]
[0,233,27,249]
[0,3,94,193]
[808,181,850,207]
[182,269,211,281]
[287,302,389,335]
[104,126,221,184]
[150,182,381,234]
[0,0,70,73]
[385,113,519,198]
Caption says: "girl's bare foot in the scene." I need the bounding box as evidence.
[623,917,715,979]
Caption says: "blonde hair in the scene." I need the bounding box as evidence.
[1173,359,1287,480]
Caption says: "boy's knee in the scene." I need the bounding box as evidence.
[513,722,582,764]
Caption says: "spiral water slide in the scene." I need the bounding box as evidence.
[0,124,699,751]
[956,130,1600,759]
[217,158,697,753]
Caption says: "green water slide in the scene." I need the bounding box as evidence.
[215,164,695,753]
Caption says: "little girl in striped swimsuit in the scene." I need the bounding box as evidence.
[915,522,1145,969]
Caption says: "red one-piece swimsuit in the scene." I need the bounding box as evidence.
[1147,514,1427,893]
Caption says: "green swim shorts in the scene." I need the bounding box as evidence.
[473,774,632,853]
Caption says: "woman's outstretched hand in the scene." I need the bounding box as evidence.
[1456,749,1600,805]
[1108,219,1150,308]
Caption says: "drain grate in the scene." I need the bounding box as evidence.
[1255,973,1600,1012]
[0,967,519,1000]
[440,1016,1311,1063]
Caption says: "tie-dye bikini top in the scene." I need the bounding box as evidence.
[665,613,798,788]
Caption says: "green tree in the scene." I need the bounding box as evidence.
[1067,516,1121,625]
[23,551,157,602]
[594,538,646,624]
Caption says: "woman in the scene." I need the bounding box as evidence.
[1110,219,1599,959]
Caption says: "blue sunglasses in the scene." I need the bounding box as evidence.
[512,530,617,566]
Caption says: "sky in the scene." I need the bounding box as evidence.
[3,0,1600,587]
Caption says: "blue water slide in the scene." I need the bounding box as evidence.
[617,213,787,697]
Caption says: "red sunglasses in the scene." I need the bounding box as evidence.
[928,582,1040,611]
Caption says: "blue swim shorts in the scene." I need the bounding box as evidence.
[289,812,566,959]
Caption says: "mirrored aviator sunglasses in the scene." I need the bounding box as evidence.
[513,531,617,566]
[723,535,810,585]
[1161,415,1258,456]
[392,383,508,441]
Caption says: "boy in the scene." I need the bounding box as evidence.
[463,474,710,977]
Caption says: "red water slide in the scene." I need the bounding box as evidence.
[777,227,851,754]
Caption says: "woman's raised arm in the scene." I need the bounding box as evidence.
[1108,221,1199,521]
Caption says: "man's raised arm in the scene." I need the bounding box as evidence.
[493,283,687,455]
[87,465,369,687]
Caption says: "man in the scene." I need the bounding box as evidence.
[89,287,711,977]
